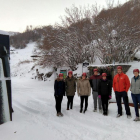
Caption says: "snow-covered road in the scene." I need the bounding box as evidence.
[0,76,140,140]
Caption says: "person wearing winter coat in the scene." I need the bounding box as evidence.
[65,71,76,110]
[113,66,131,118]
[77,73,91,113]
[89,69,102,112]
[130,69,140,121]
[54,73,65,117]
[98,73,112,116]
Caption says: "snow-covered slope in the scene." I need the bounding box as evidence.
[10,42,53,78]
[0,44,140,140]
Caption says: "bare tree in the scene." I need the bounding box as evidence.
[92,1,140,64]
[37,5,99,70]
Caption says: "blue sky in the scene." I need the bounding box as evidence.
[0,0,128,32]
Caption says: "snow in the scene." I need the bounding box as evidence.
[10,42,53,78]
[1,43,140,140]
[0,30,9,35]
[1,76,140,140]
[135,50,140,59]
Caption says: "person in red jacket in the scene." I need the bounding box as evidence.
[113,66,131,118]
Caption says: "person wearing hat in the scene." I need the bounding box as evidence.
[65,71,76,110]
[130,69,140,121]
[89,68,102,112]
[98,73,112,116]
[54,73,65,117]
[77,73,91,113]
[113,66,131,118]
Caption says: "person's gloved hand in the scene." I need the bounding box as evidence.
[98,95,101,98]
[109,96,112,99]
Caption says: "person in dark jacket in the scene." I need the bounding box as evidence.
[54,73,65,117]
[65,71,76,110]
[89,69,102,112]
[98,73,112,116]
[130,69,140,121]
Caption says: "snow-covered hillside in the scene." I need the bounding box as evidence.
[10,42,53,78]
[0,43,140,140]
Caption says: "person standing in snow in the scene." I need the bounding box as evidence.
[65,71,76,110]
[54,73,65,117]
[113,66,131,118]
[35,69,39,79]
[89,69,102,112]
[130,69,140,121]
[98,73,112,116]
[77,73,91,113]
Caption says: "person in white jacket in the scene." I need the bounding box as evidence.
[130,69,140,121]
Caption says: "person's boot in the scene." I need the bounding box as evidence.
[127,115,132,119]
[93,108,97,112]
[104,109,108,116]
[66,108,69,110]
[59,112,64,117]
[116,114,122,118]
[83,108,87,113]
[133,117,140,121]
[56,113,60,117]
[104,112,108,116]
[80,108,83,113]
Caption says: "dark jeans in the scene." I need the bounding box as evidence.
[131,93,140,117]
[80,96,88,110]
[55,96,63,113]
[101,95,109,113]
[115,91,131,115]
[67,96,74,109]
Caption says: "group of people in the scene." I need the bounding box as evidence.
[54,66,140,121]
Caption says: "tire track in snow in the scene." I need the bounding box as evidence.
[13,100,40,114]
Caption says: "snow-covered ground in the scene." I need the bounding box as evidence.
[0,76,140,140]
[0,43,140,140]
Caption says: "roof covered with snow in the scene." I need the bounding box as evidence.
[88,64,132,67]
[0,30,9,35]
